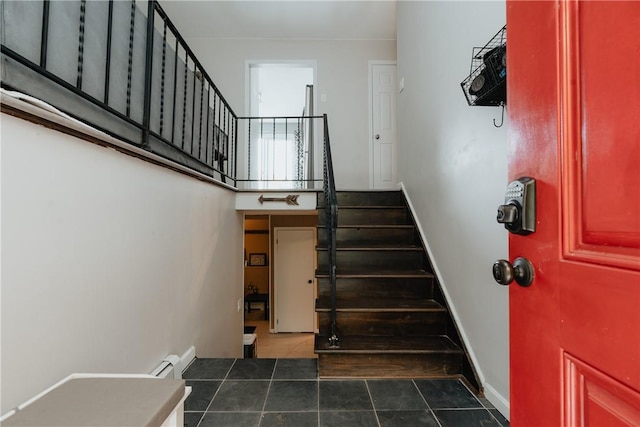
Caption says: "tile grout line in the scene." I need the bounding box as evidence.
[460,378,484,407]
[193,358,238,427]
[258,358,279,422]
[196,359,238,425]
[412,379,444,427]
[316,374,320,427]
[364,379,382,427]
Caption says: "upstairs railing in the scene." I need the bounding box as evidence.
[1,0,340,347]
[2,0,238,184]
[235,115,323,190]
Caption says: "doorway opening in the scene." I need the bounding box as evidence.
[246,62,316,189]
[243,213,318,358]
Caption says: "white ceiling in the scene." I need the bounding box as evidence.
[157,1,397,40]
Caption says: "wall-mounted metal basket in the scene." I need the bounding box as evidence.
[461,26,507,107]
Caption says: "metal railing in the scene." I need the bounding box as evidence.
[322,114,340,348]
[1,0,238,184]
[235,115,324,190]
[1,0,340,346]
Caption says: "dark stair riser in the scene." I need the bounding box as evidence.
[317,353,463,378]
[317,208,411,226]
[318,311,448,336]
[317,191,405,207]
[315,190,479,390]
[318,250,424,270]
[317,277,434,300]
[317,226,417,247]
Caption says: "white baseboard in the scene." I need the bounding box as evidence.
[180,346,196,374]
[484,382,510,420]
[399,183,485,385]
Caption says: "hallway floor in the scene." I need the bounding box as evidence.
[245,310,316,359]
[183,358,509,427]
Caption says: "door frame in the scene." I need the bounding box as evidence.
[243,61,319,184]
[368,60,398,189]
[273,226,317,333]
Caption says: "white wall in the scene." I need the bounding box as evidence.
[1,114,244,414]
[397,1,510,416]
[254,65,314,116]
[186,38,396,189]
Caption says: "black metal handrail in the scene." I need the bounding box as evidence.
[236,115,324,189]
[322,114,339,348]
[1,0,238,185]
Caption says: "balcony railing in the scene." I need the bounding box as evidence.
[235,115,323,190]
[2,0,237,183]
[2,0,340,347]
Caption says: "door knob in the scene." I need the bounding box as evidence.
[375,134,381,140]
[492,257,534,287]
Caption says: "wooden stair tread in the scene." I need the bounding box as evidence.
[316,245,422,251]
[317,225,415,229]
[332,205,406,209]
[314,335,463,354]
[316,269,434,279]
[316,298,444,312]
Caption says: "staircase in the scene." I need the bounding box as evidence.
[315,191,480,390]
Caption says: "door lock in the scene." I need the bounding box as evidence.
[492,257,535,287]
[497,177,536,235]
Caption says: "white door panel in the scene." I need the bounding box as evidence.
[371,64,398,189]
[274,228,315,332]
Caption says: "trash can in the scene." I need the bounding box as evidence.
[243,333,257,358]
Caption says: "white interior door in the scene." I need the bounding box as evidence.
[274,227,315,332]
[371,63,398,189]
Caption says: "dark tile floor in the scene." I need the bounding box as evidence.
[183,358,509,427]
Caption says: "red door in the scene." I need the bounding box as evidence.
[507,1,640,425]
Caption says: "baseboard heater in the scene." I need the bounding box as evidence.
[150,355,182,380]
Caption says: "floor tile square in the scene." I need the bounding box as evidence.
[199,412,261,427]
[367,379,428,410]
[273,358,318,380]
[319,380,373,411]
[433,409,502,427]
[264,381,318,411]
[414,379,481,408]
[228,358,277,379]
[480,397,495,409]
[260,412,319,427]
[320,411,378,427]
[489,408,510,426]
[184,412,204,427]
[183,358,235,380]
[376,410,440,427]
[208,380,270,411]
[185,380,221,411]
